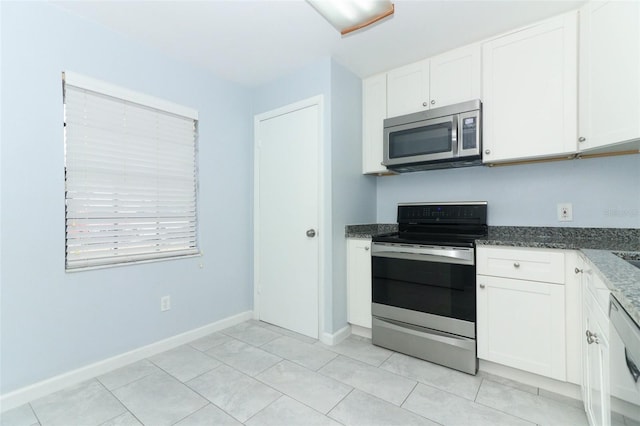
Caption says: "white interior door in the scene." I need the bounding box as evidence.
[254,99,321,339]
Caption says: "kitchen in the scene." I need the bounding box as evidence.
[1,1,639,425]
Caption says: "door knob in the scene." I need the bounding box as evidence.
[306,229,316,238]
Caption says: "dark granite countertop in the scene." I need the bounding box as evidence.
[345,223,397,238]
[477,226,640,252]
[345,224,640,326]
[579,249,640,327]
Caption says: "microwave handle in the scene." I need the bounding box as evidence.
[451,115,459,156]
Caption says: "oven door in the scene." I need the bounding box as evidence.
[383,115,457,167]
[371,242,476,325]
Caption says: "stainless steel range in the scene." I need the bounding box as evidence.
[371,201,488,375]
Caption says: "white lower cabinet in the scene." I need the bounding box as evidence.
[581,265,611,426]
[346,238,372,329]
[477,246,568,381]
[477,276,566,380]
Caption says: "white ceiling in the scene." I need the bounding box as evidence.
[53,0,586,88]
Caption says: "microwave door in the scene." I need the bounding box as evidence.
[384,116,456,167]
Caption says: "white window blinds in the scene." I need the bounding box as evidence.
[63,73,199,270]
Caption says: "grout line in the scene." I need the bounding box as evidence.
[168,403,210,426]
[325,387,355,418]
[182,363,223,385]
[27,402,43,426]
[399,381,419,407]
[96,377,144,426]
[241,393,284,424]
[474,377,484,402]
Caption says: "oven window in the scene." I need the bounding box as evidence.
[372,256,476,322]
[389,121,452,159]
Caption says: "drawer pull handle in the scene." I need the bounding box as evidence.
[479,284,486,289]
[575,267,583,274]
[513,262,520,268]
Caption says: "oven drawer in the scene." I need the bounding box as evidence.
[372,316,478,375]
[477,246,565,284]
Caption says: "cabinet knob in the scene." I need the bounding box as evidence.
[484,149,491,155]
[479,284,485,289]
[365,246,370,251]
[430,100,436,105]
[513,262,520,268]
[574,267,583,274]
[422,101,428,107]
[578,137,586,142]
[586,330,599,345]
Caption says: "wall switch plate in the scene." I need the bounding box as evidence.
[160,295,171,311]
[557,203,573,222]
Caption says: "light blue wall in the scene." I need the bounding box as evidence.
[376,155,640,227]
[252,59,335,334]
[330,61,376,331]
[252,59,375,334]
[0,2,253,393]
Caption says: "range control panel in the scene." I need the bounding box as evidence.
[397,202,487,224]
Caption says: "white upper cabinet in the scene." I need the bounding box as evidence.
[482,12,578,163]
[362,73,389,174]
[386,44,481,119]
[429,44,482,109]
[387,59,430,118]
[578,1,640,153]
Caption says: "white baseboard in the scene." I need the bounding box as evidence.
[479,359,582,401]
[0,310,253,412]
[320,324,350,346]
[349,324,372,339]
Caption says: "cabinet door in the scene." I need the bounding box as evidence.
[477,276,566,380]
[387,59,430,118]
[579,1,640,152]
[430,43,481,108]
[482,12,578,163]
[347,239,372,329]
[583,288,611,426]
[362,74,388,174]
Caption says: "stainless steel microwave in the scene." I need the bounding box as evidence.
[383,99,482,172]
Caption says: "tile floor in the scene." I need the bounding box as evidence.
[1,319,636,426]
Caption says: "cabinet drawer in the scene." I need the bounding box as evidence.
[477,246,565,284]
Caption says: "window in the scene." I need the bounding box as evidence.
[63,72,199,270]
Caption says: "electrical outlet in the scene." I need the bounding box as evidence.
[160,295,171,312]
[557,203,573,222]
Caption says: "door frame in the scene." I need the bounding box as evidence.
[253,95,325,339]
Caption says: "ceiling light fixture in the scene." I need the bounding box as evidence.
[307,0,394,36]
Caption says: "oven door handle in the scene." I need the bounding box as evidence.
[372,244,474,265]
